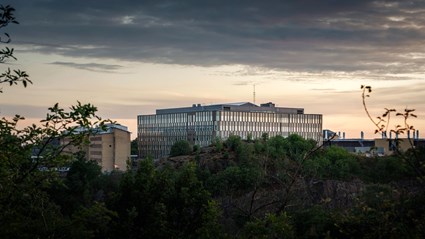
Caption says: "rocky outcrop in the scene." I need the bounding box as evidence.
[307,179,364,209]
[154,146,424,213]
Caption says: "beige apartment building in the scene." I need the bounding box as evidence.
[375,137,416,155]
[62,124,131,172]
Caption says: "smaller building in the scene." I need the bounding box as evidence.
[62,124,131,172]
[374,137,424,155]
[324,130,425,156]
[325,138,376,153]
[323,130,376,154]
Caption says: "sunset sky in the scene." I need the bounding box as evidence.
[2,0,425,139]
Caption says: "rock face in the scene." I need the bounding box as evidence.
[155,146,232,172]
[307,179,364,209]
[155,148,365,211]
[154,146,424,213]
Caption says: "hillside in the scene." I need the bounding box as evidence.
[151,135,425,237]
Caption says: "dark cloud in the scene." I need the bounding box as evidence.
[7,0,425,79]
[49,61,123,72]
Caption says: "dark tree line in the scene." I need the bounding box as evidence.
[1,5,424,238]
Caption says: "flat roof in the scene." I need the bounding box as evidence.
[155,102,306,115]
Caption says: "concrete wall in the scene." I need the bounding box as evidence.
[113,128,131,171]
[61,127,131,172]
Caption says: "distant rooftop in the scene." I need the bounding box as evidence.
[72,123,130,135]
[216,102,251,106]
[103,124,129,133]
[155,102,306,115]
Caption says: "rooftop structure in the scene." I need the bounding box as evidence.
[156,102,304,115]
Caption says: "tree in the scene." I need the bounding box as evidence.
[333,184,425,238]
[0,6,114,236]
[240,212,295,239]
[361,85,424,184]
[0,102,112,237]
[170,140,192,157]
[361,85,419,140]
[69,202,117,238]
[303,146,360,180]
[111,159,223,238]
[225,134,242,151]
[49,156,104,216]
[131,138,138,155]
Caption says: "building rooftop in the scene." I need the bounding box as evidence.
[71,123,130,135]
[96,124,129,134]
[155,102,307,115]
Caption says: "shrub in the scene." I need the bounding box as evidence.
[240,212,295,239]
[225,135,242,151]
[193,144,200,153]
[170,140,192,157]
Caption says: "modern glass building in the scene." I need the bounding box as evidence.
[137,102,322,159]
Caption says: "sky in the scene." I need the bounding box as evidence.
[1,0,425,140]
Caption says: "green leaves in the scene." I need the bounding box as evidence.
[170,140,192,157]
[0,5,19,29]
[361,85,418,139]
[0,4,28,93]
[0,101,113,237]
[241,212,295,239]
[0,68,31,93]
[0,47,16,61]
[113,160,222,238]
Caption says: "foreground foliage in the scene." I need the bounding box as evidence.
[1,5,424,238]
[2,118,424,238]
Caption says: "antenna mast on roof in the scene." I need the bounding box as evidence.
[253,84,256,104]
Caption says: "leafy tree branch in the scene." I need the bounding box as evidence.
[0,4,31,93]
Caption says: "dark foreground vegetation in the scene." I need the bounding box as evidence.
[1,4,424,239]
[1,132,425,238]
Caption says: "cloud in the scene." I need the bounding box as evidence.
[0,104,50,118]
[8,0,425,80]
[232,81,255,86]
[309,88,337,91]
[49,61,123,72]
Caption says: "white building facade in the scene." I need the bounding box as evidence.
[137,102,322,159]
